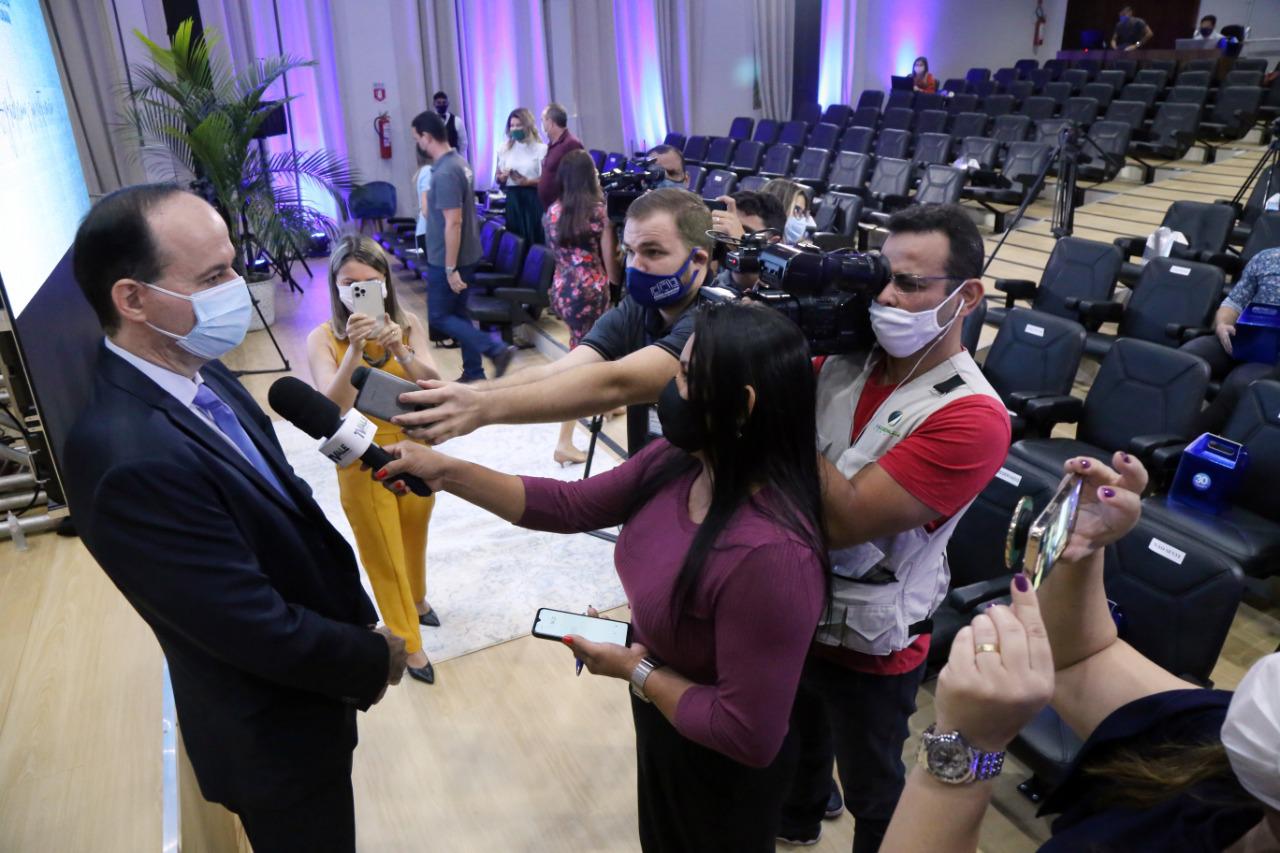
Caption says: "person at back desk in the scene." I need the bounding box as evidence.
[1181,247,1280,434]
[1110,5,1153,50]
[912,57,937,94]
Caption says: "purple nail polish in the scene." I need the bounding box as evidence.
[1014,573,1030,592]
[1080,459,1091,469]
[1102,487,1116,499]
[1122,454,1132,464]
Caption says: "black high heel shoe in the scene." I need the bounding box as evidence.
[418,609,441,627]
[408,662,435,684]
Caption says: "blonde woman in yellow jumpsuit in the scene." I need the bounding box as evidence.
[306,235,441,684]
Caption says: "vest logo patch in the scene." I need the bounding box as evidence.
[886,410,903,427]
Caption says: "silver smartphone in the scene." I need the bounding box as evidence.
[350,280,385,330]
[1006,475,1083,589]
[351,366,428,421]
[532,608,632,646]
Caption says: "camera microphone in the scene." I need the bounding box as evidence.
[267,377,431,496]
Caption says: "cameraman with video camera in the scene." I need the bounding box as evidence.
[774,205,1010,851]
[393,187,735,453]
[709,191,786,292]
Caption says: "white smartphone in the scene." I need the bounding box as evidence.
[350,280,385,330]
[531,608,632,646]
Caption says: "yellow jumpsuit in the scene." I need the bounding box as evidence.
[326,324,435,655]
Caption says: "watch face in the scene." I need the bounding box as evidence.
[926,737,974,784]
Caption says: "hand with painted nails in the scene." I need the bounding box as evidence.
[1057,452,1147,563]
[935,575,1055,752]
[373,441,456,492]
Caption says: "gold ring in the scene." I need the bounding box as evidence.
[975,643,1000,654]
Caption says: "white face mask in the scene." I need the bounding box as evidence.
[869,284,965,358]
[336,279,387,312]
[1221,653,1280,811]
[784,214,816,244]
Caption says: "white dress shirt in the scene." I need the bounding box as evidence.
[496,140,548,187]
[103,337,250,461]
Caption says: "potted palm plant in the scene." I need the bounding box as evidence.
[123,19,357,328]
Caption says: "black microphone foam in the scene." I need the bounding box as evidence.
[267,376,432,497]
[350,366,371,390]
[268,377,342,440]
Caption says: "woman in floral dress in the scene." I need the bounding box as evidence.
[543,149,622,465]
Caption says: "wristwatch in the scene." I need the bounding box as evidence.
[916,724,1005,784]
[629,656,663,703]
[445,265,458,275]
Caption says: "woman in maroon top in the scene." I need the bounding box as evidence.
[379,302,829,851]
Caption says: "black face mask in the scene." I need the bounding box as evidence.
[435,103,448,116]
[1199,26,1213,36]
[656,378,707,453]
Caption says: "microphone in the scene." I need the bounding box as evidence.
[267,377,431,496]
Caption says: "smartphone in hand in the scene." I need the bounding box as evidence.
[532,608,632,646]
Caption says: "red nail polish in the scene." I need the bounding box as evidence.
[1014,573,1030,592]
[562,636,574,646]
[375,469,387,480]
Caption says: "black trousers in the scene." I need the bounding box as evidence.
[235,772,356,853]
[779,655,927,853]
[631,693,792,853]
[1181,334,1279,435]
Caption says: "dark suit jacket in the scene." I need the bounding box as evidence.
[62,345,387,811]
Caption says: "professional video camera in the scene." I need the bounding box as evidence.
[745,243,892,355]
[602,157,665,223]
[710,229,774,275]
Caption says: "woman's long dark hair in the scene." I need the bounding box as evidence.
[641,301,831,624]
[555,149,604,252]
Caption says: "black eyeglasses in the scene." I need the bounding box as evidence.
[889,273,963,294]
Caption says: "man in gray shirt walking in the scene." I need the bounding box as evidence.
[411,110,514,381]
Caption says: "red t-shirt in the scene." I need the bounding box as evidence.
[814,358,1011,675]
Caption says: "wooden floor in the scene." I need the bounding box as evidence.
[2,139,1279,852]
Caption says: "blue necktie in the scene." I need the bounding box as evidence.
[192,383,290,501]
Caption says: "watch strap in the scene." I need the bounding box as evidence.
[918,724,1006,784]
[629,656,662,703]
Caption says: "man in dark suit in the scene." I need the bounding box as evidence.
[62,184,407,852]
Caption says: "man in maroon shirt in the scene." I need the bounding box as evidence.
[537,103,584,208]
[778,205,1010,851]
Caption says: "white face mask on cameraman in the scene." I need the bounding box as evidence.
[784,213,816,244]
[869,284,965,358]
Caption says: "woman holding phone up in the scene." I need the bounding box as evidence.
[305,235,443,684]
[377,301,829,850]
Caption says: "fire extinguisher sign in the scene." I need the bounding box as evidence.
[373,82,386,102]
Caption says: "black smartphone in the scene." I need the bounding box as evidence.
[351,366,429,421]
[531,608,632,646]
[704,198,728,212]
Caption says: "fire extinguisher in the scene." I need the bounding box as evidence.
[1034,0,1046,51]
[374,112,392,159]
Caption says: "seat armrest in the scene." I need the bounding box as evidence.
[1149,441,1189,489]
[1006,390,1048,414]
[1113,236,1144,258]
[1065,298,1124,324]
[1166,323,1212,342]
[473,272,516,290]
[946,576,1016,612]
[994,278,1037,309]
[494,287,546,306]
[1127,433,1185,463]
[1021,395,1084,432]
[1207,252,1244,278]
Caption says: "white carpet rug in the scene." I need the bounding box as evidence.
[273,420,625,663]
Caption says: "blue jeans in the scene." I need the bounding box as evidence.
[426,264,499,379]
